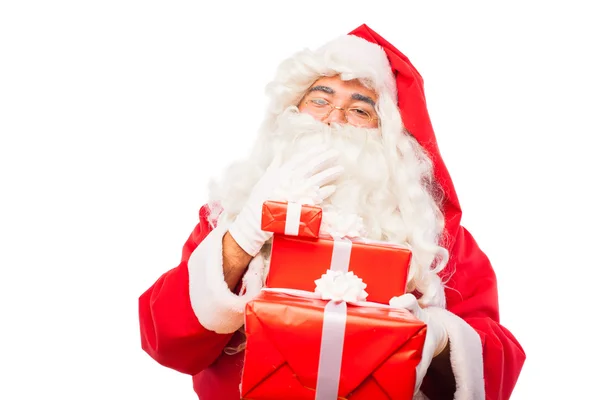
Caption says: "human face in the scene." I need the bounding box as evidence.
[297,75,379,129]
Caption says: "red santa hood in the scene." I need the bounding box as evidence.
[349,24,462,254]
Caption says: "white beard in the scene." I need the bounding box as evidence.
[270,108,405,241]
[209,106,448,306]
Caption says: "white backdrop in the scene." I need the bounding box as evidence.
[1,1,598,399]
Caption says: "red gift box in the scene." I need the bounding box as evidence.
[241,291,426,400]
[266,235,411,304]
[261,201,322,238]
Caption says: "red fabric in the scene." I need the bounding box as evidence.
[350,24,526,399]
[138,24,525,400]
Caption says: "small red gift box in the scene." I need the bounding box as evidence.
[261,200,323,238]
[241,291,426,400]
[266,235,411,304]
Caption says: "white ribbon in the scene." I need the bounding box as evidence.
[261,288,402,310]
[329,237,352,273]
[320,233,412,251]
[315,270,368,303]
[315,300,347,400]
[284,202,302,236]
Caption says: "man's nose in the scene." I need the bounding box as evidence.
[323,107,347,125]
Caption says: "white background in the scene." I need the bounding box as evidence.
[1,1,598,399]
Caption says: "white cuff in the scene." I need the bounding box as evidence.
[187,223,265,334]
[426,307,485,400]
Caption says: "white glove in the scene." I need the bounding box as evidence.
[389,293,449,393]
[229,145,343,256]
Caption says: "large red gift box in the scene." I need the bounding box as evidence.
[266,235,411,304]
[241,291,426,400]
[261,200,322,238]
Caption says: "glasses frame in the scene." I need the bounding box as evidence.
[302,97,378,126]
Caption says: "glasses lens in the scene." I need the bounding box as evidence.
[303,97,376,126]
[347,108,372,124]
[305,98,331,116]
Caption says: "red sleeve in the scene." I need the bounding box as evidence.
[138,205,233,375]
[444,226,526,400]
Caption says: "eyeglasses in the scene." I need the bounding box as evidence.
[302,97,378,127]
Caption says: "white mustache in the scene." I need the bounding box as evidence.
[273,107,383,169]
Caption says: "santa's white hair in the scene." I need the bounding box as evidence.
[207,35,449,307]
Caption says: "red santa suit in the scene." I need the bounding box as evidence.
[138,24,525,400]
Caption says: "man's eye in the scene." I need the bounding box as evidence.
[310,98,329,107]
[349,108,371,119]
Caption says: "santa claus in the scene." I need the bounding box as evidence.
[138,24,525,400]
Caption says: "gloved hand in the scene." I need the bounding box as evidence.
[229,145,343,256]
[389,293,449,392]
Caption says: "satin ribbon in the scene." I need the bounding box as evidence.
[330,236,353,273]
[261,288,401,310]
[320,232,412,251]
[318,237,358,397]
[315,300,347,400]
[284,202,303,236]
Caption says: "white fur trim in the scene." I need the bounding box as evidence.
[413,392,429,400]
[264,34,398,123]
[427,307,485,400]
[314,35,397,102]
[187,223,265,334]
